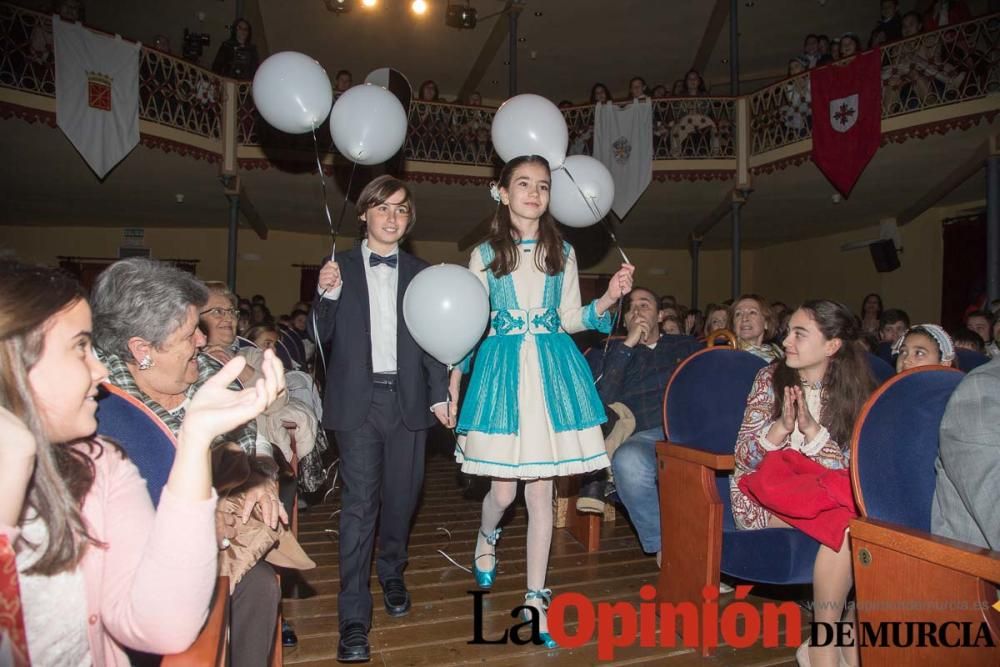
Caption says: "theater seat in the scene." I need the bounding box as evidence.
[849,366,1000,666]
[867,351,895,385]
[955,347,990,372]
[655,347,821,656]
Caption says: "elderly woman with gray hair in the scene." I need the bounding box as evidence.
[89,258,287,667]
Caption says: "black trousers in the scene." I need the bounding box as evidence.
[334,385,426,631]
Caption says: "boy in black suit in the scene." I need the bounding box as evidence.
[311,175,453,662]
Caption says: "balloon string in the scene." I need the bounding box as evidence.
[311,126,336,259]
[310,128,358,375]
[555,165,629,387]
[559,165,631,265]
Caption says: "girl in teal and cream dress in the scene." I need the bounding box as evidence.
[449,155,634,647]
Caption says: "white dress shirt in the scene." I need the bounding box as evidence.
[322,240,398,373]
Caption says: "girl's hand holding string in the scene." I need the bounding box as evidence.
[596,263,636,314]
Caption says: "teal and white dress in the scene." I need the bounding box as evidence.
[456,240,613,478]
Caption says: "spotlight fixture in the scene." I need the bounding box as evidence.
[362,0,377,6]
[446,1,477,29]
[411,0,428,15]
[324,0,351,13]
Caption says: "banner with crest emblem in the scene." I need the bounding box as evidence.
[809,49,881,198]
[54,15,140,179]
[593,98,652,219]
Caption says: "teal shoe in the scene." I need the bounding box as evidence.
[521,589,558,649]
[472,527,501,589]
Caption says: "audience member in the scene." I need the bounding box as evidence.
[839,33,863,59]
[246,323,280,351]
[628,76,648,100]
[802,33,821,68]
[932,356,1000,550]
[660,315,682,335]
[875,0,903,42]
[590,82,612,104]
[418,79,441,102]
[952,326,985,353]
[704,303,730,337]
[0,261,282,665]
[29,0,84,65]
[816,34,833,65]
[335,69,353,92]
[782,57,811,135]
[650,83,667,98]
[879,308,910,343]
[211,18,259,80]
[592,287,702,563]
[924,0,972,30]
[964,309,992,345]
[893,324,956,371]
[860,293,883,335]
[90,259,287,667]
[684,308,704,337]
[200,281,255,386]
[671,69,718,157]
[731,294,784,362]
[731,300,876,667]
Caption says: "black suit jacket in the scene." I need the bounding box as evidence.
[310,246,448,432]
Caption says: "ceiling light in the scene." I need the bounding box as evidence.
[411,0,427,15]
[362,0,377,6]
[325,0,351,13]
[534,11,543,16]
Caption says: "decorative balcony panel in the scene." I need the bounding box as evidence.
[750,13,1000,156]
[0,2,996,178]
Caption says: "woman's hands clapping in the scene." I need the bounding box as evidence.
[178,350,285,452]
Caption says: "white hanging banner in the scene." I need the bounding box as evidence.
[54,16,140,179]
[593,99,653,219]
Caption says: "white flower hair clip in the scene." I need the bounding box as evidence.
[488,181,501,203]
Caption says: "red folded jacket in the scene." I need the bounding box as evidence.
[737,449,857,550]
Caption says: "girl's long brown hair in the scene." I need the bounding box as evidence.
[0,262,99,574]
[772,299,877,447]
[485,155,566,277]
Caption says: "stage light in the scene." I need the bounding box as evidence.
[411,0,427,15]
[446,1,476,29]
[324,0,351,13]
[362,0,377,6]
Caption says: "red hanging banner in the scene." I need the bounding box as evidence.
[809,49,882,198]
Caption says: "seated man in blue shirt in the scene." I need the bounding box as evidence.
[589,287,702,563]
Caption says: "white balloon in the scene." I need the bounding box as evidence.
[549,155,615,228]
[329,84,408,165]
[251,52,333,135]
[403,264,490,367]
[491,94,568,167]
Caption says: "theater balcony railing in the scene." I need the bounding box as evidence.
[0,2,224,161]
[1,2,997,186]
[749,13,1000,175]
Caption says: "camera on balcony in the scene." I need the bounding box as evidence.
[182,29,211,61]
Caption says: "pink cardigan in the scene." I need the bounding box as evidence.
[2,443,218,665]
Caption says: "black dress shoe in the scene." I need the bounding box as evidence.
[281,620,298,647]
[337,622,370,663]
[382,578,411,617]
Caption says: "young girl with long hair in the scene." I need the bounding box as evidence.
[0,262,284,665]
[449,155,634,647]
[730,300,877,667]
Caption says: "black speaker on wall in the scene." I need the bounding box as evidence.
[869,239,901,273]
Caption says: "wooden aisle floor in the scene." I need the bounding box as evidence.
[281,454,806,666]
